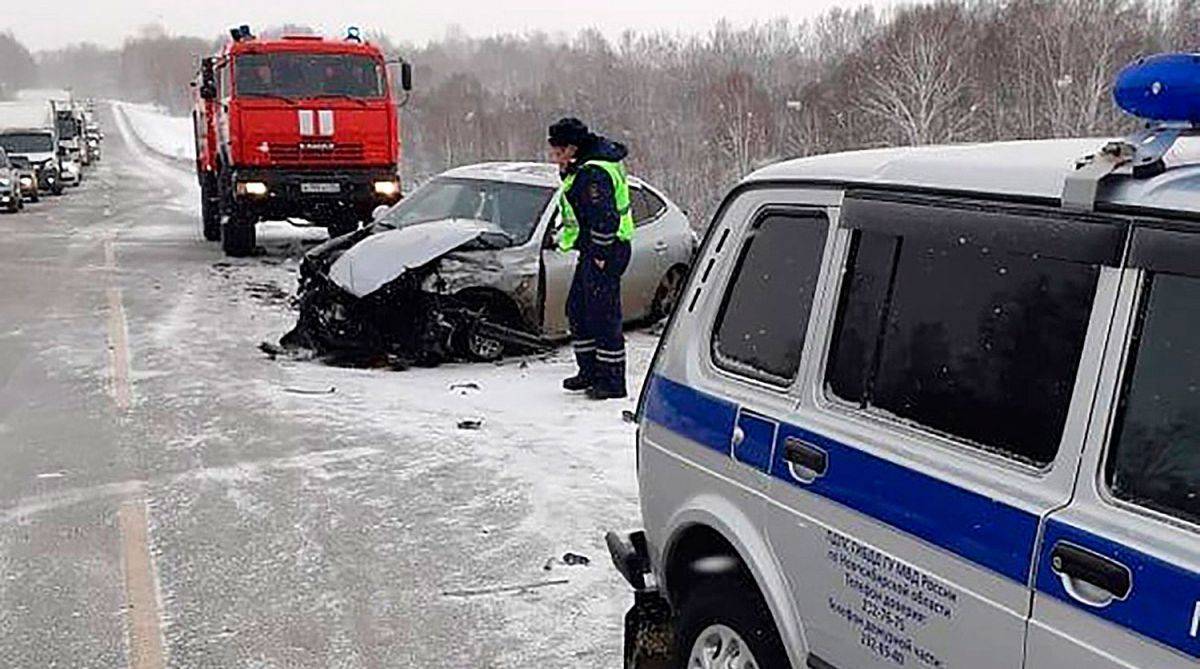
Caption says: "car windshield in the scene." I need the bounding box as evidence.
[375,177,554,246]
[0,133,54,153]
[235,53,384,99]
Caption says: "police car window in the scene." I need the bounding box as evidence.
[1106,273,1200,525]
[826,220,1100,466]
[632,188,666,226]
[711,211,829,386]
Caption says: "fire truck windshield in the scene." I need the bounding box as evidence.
[235,53,385,99]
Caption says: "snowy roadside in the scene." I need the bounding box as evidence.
[118,100,654,665]
[112,101,196,165]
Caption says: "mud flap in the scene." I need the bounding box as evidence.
[624,590,675,669]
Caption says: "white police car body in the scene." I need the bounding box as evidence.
[610,54,1200,669]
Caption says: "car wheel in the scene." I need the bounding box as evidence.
[673,576,788,669]
[649,267,687,322]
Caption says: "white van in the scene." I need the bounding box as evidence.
[608,58,1200,669]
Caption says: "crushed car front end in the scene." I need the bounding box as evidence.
[283,221,546,365]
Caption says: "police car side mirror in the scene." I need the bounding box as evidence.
[371,204,390,222]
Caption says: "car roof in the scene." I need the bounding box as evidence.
[440,161,651,190]
[745,137,1200,217]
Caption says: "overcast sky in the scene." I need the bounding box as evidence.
[6,0,899,52]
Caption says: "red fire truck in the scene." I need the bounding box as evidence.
[193,26,412,256]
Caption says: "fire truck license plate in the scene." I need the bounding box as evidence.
[301,182,340,194]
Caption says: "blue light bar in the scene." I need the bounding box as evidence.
[1114,53,1200,124]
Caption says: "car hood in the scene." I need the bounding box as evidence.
[328,219,492,298]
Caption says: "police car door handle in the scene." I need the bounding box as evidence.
[783,437,827,480]
[1050,542,1132,606]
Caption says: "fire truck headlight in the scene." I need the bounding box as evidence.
[373,180,400,197]
[238,181,269,197]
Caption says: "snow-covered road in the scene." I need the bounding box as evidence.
[0,102,652,668]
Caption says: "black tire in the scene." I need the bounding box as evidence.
[6,190,18,213]
[200,179,221,242]
[673,576,788,669]
[648,267,687,322]
[221,212,257,257]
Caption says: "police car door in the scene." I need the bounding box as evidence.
[1027,226,1200,668]
[765,193,1125,669]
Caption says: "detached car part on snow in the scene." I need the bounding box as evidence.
[281,162,696,365]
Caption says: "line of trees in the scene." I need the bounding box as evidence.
[5,0,1199,221]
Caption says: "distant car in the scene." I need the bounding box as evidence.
[286,162,696,363]
[9,155,39,203]
[0,148,24,212]
[0,129,63,196]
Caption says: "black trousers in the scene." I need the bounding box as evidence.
[566,242,631,393]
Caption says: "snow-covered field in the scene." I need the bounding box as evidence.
[116,102,654,666]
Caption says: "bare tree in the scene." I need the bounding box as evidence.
[851,4,980,146]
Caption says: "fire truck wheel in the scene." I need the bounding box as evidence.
[221,215,257,257]
[201,196,221,241]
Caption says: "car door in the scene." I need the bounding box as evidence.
[540,207,576,338]
[540,186,672,335]
[1026,226,1200,669]
[765,194,1126,669]
[621,185,670,320]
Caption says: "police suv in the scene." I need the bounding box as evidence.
[608,53,1200,669]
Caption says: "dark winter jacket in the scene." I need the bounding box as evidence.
[563,137,629,262]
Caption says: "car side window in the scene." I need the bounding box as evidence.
[825,196,1114,466]
[0,149,8,168]
[1106,272,1200,525]
[632,187,667,227]
[711,211,829,386]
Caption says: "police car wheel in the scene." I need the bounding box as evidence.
[674,577,787,669]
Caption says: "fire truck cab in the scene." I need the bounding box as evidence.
[194,27,412,257]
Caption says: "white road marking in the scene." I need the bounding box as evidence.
[104,237,133,412]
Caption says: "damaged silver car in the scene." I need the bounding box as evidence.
[283,162,695,364]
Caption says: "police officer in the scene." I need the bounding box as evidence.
[547,118,634,400]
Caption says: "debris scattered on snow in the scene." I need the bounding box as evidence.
[562,552,590,566]
[457,419,484,430]
[543,552,592,571]
[282,386,337,396]
[441,578,569,598]
[449,382,480,392]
